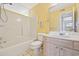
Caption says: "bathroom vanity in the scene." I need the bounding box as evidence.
[38,33,79,56]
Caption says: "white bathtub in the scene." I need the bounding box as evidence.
[0,40,34,56]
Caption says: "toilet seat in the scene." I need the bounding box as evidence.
[30,41,42,49]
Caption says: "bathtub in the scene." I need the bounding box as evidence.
[0,40,34,56]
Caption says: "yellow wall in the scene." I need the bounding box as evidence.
[30,3,51,33]
[30,3,78,33]
[49,4,76,31]
[49,10,60,31]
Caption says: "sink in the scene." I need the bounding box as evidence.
[48,31,69,36]
[48,31,71,38]
[48,31,79,41]
[48,32,59,36]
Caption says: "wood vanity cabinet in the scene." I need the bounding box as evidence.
[43,36,79,56]
[59,47,73,56]
[73,41,79,50]
[43,37,60,56]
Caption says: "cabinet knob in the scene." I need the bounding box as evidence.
[0,37,2,40]
[3,41,7,43]
[56,46,58,48]
[0,42,2,44]
[61,48,63,50]
[0,46,3,48]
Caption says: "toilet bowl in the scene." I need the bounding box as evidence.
[30,41,42,56]
[30,33,44,55]
[30,41,42,49]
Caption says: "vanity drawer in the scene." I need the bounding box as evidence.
[45,37,59,44]
[73,41,79,50]
[47,37,73,48]
[58,39,73,48]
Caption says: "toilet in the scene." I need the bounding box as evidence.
[30,33,43,56]
[30,41,42,55]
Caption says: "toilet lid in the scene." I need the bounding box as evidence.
[31,41,42,46]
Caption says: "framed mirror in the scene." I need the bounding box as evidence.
[60,11,76,32]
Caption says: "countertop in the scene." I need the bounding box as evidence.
[38,32,79,41]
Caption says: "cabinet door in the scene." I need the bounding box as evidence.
[49,44,60,56]
[44,39,60,56]
[43,38,49,55]
[72,50,79,56]
[60,48,73,56]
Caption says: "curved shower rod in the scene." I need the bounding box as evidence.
[0,3,12,23]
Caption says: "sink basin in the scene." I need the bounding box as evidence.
[48,32,59,36]
[38,32,79,40]
[48,31,69,36]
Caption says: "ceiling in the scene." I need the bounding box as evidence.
[4,3,37,16]
[49,3,73,12]
[19,3,37,10]
[2,3,67,16]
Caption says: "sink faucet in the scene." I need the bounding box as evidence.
[59,32,65,35]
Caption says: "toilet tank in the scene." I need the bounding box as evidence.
[37,33,46,41]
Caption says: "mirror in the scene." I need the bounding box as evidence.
[60,11,76,32]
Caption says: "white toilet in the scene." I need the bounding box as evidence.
[30,33,43,56]
[30,41,42,56]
